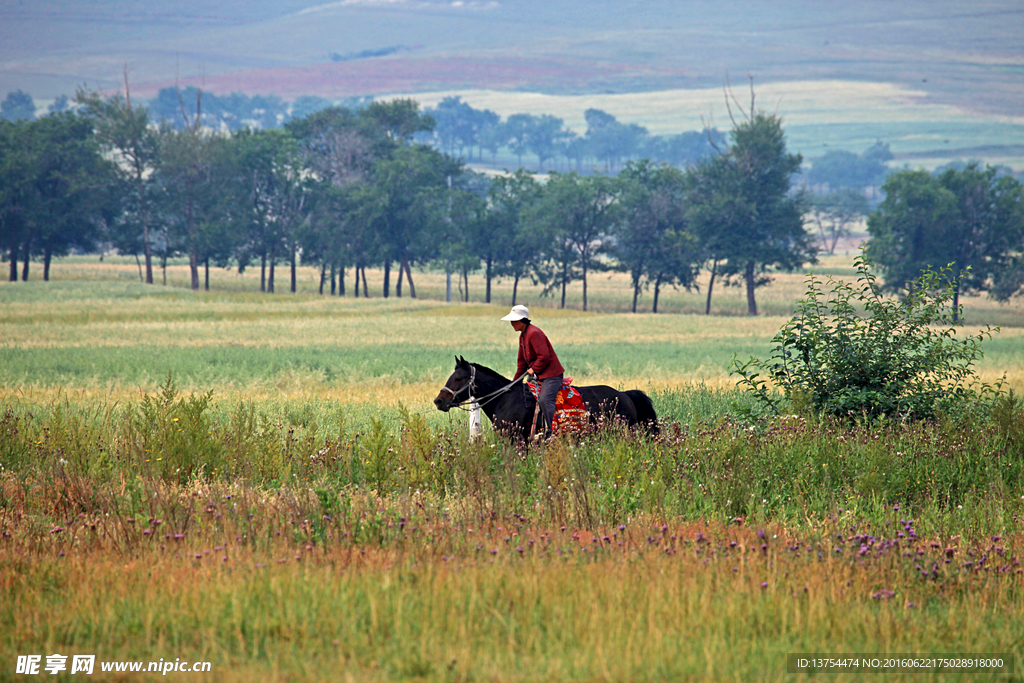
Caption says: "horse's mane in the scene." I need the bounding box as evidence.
[468,361,510,383]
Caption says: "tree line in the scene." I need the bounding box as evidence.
[6,87,719,174]
[2,87,1022,315]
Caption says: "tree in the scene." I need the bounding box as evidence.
[154,89,226,291]
[0,113,111,281]
[504,114,534,168]
[0,120,36,280]
[476,118,504,164]
[288,106,381,188]
[806,142,891,192]
[584,109,648,173]
[1,90,36,121]
[528,171,619,311]
[487,169,543,305]
[450,170,499,301]
[224,129,313,293]
[443,177,488,302]
[471,108,500,162]
[688,96,816,315]
[76,80,161,283]
[362,144,461,298]
[23,112,114,280]
[866,163,1024,317]
[616,160,701,312]
[430,96,476,158]
[362,98,434,143]
[809,189,869,255]
[526,115,571,171]
[48,95,70,114]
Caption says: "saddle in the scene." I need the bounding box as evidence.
[525,377,589,434]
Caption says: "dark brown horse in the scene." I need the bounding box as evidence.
[434,356,658,439]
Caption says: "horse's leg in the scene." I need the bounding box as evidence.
[580,386,635,428]
[614,391,638,426]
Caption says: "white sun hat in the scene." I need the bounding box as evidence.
[500,304,530,321]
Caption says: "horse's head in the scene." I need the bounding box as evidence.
[434,356,476,412]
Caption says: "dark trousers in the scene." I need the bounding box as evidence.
[537,374,563,436]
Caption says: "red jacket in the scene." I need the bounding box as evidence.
[517,323,564,380]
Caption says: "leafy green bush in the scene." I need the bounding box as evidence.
[732,255,1000,420]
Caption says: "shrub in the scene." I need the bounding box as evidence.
[124,373,223,484]
[732,255,1001,421]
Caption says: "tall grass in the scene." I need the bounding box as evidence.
[2,478,1022,682]
[4,379,1023,530]
[3,257,1024,681]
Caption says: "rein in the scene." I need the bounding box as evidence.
[444,367,529,411]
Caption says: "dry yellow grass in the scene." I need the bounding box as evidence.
[3,250,1023,407]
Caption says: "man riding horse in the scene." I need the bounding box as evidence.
[501,304,562,439]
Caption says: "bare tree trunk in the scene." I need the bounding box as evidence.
[485,256,493,304]
[560,260,568,309]
[339,265,345,296]
[744,260,757,316]
[139,184,153,284]
[319,263,327,295]
[652,273,663,313]
[705,259,718,315]
[631,266,642,313]
[512,273,520,305]
[20,237,31,281]
[361,266,368,298]
[8,246,17,281]
[260,253,266,292]
[382,259,391,298]
[814,215,829,255]
[581,258,588,312]
[43,246,52,281]
[128,80,154,285]
[402,258,416,298]
[135,254,144,282]
[290,242,297,293]
[189,248,199,290]
[396,259,404,297]
[952,283,961,323]
[204,257,209,291]
[268,248,276,293]
[187,203,199,291]
[142,221,153,283]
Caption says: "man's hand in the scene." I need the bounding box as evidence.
[527,368,536,379]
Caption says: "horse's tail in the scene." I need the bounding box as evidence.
[625,390,659,435]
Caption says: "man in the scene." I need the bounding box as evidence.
[500,304,564,437]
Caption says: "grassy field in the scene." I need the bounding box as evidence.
[3,253,1024,681]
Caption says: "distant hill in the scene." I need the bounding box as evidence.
[2,0,1022,167]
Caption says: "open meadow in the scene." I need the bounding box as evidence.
[2,253,1024,681]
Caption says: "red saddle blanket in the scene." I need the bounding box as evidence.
[527,377,589,434]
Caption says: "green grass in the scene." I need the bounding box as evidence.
[3,260,1024,681]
